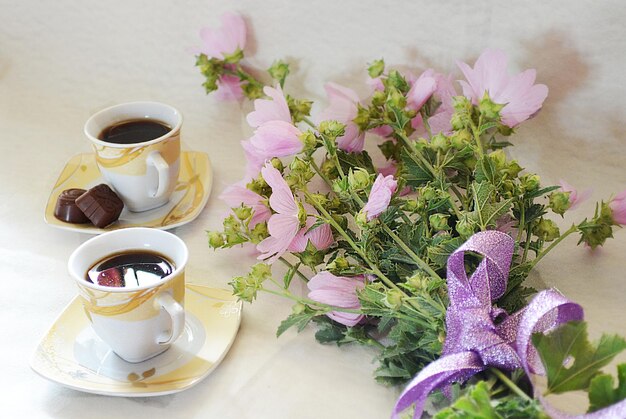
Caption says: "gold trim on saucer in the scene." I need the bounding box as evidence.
[30,284,242,397]
[44,151,212,234]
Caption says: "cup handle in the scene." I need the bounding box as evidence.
[146,151,171,198]
[156,293,185,345]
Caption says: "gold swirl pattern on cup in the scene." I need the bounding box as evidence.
[94,133,180,175]
[77,273,184,321]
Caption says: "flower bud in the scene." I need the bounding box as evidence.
[321,159,338,180]
[503,160,523,178]
[332,177,349,194]
[455,214,476,238]
[348,168,371,191]
[372,90,386,107]
[233,205,253,221]
[429,214,450,231]
[270,157,284,171]
[249,222,268,243]
[478,93,505,120]
[368,59,385,78]
[383,289,404,310]
[450,130,472,149]
[430,133,449,152]
[489,150,507,169]
[208,231,225,248]
[287,95,313,123]
[403,199,419,212]
[387,87,407,109]
[534,218,560,241]
[406,272,428,292]
[549,192,571,216]
[521,174,541,193]
[319,120,346,139]
[353,104,371,131]
[327,256,350,273]
[268,60,290,85]
[299,131,318,153]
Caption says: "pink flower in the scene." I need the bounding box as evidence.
[249,120,303,159]
[427,73,457,135]
[609,190,626,225]
[288,213,334,253]
[457,48,548,127]
[241,139,266,181]
[363,174,398,220]
[214,74,244,101]
[559,180,592,210]
[198,12,246,60]
[318,82,365,153]
[307,272,365,326]
[246,85,291,128]
[407,70,437,111]
[219,184,271,228]
[256,164,301,263]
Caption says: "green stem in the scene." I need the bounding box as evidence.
[395,130,463,220]
[471,116,485,158]
[279,256,309,283]
[381,224,442,282]
[528,225,577,270]
[304,191,419,304]
[489,368,533,402]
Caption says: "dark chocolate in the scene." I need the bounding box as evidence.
[75,184,124,228]
[54,188,90,224]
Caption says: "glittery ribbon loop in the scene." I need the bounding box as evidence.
[392,231,588,419]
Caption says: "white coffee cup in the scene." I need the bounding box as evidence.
[68,228,188,363]
[84,102,182,212]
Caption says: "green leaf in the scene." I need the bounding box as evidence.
[475,156,497,184]
[525,185,561,199]
[402,148,434,187]
[532,321,626,394]
[588,363,626,412]
[433,381,502,419]
[276,308,319,337]
[283,262,299,289]
[337,150,376,174]
[313,317,346,344]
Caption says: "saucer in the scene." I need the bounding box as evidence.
[31,284,242,397]
[44,151,213,233]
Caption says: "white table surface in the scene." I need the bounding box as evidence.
[1,1,625,417]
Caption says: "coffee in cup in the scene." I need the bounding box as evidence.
[68,228,188,363]
[84,102,183,212]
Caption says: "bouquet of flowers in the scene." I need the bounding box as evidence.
[195,13,626,418]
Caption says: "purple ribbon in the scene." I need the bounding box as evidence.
[392,230,589,418]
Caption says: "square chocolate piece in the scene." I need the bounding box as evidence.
[75,184,124,228]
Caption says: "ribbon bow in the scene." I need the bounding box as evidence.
[392,230,585,418]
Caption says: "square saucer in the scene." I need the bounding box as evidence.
[44,151,213,233]
[31,284,242,397]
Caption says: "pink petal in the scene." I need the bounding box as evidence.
[246,85,291,128]
[327,311,364,327]
[256,213,299,263]
[250,120,303,158]
[336,123,365,153]
[558,180,592,210]
[407,72,437,110]
[363,174,398,220]
[215,75,244,101]
[261,164,298,215]
[609,190,626,225]
[241,140,266,180]
[318,82,359,123]
[198,12,246,59]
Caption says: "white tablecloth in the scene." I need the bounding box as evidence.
[1,1,625,417]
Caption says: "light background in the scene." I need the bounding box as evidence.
[1,1,625,417]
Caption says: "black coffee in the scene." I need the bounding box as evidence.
[98,119,171,144]
[86,251,174,288]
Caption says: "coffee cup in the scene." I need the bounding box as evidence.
[68,228,188,363]
[84,102,182,212]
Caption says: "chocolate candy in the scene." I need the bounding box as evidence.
[75,184,124,228]
[54,189,91,224]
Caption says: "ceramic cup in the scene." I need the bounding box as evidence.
[84,102,182,212]
[68,228,188,363]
